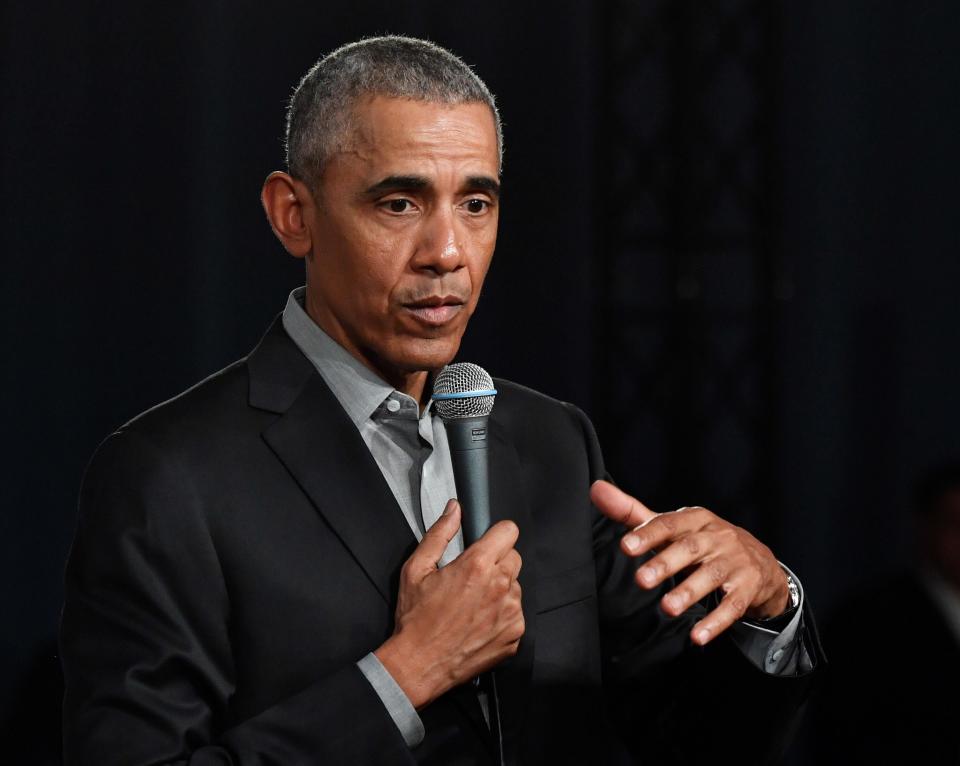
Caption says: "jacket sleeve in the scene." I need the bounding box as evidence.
[60,429,415,766]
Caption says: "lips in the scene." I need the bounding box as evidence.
[402,295,466,327]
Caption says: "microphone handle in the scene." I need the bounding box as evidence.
[444,415,490,547]
[444,415,504,765]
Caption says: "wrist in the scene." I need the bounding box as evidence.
[747,568,800,621]
[747,570,790,620]
[375,633,442,710]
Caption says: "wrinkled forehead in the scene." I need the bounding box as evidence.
[337,95,500,166]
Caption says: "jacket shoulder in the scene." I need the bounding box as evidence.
[77,355,272,535]
[491,377,605,483]
[493,377,577,417]
[116,358,254,448]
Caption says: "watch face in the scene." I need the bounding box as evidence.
[787,577,800,608]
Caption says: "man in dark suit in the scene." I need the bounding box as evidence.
[61,36,821,764]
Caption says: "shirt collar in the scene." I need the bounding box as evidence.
[281,286,430,426]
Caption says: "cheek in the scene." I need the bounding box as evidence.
[367,246,409,309]
[469,244,496,299]
[333,230,405,312]
[470,214,499,250]
[464,223,498,289]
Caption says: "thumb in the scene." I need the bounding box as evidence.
[409,499,462,574]
[590,480,657,528]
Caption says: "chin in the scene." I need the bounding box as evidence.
[393,335,462,373]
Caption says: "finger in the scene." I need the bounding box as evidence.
[689,585,752,646]
[470,519,520,560]
[590,480,657,528]
[620,506,710,557]
[633,531,715,590]
[498,548,522,580]
[407,499,461,575]
[654,556,734,619]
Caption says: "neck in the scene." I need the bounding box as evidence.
[305,292,432,409]
[388,368,430,407]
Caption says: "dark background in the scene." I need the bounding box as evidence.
[2,0,958,760]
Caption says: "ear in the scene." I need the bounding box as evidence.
[260,171,316,259]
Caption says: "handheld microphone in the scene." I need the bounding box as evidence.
[431,363,497,546]
[432,363,505,763]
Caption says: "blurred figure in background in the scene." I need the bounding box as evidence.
[0,639,62,764]
[815,462,960,761]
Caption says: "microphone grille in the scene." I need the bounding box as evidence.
[432,362,496,419]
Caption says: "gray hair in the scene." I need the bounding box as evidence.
[285,35,503,189]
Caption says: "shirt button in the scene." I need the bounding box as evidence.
[386,399,401,413]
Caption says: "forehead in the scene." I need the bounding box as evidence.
[333,95,500,180]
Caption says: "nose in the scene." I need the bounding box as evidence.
[411,206,464,275]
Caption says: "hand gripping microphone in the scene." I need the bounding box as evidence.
[431,363,497,546]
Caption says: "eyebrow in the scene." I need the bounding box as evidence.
[465,176,501,198]
[363,175,429,196]
[362,174,501,199]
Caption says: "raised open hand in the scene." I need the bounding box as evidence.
[590,480,790,645]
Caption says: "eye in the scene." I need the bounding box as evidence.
[464,198,489,214]
[386,198,413,213]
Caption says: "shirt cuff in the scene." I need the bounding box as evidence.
[728,562,807,675]
[356,652,425,747]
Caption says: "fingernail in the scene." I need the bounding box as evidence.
[443,500,458,516]
[696,628,710,644]
[664,593,681,611]
[638,567,655,584]
[623,535,640,552]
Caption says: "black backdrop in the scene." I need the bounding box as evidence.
[2,1,958,760]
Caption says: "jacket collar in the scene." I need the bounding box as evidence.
[247,314,316,414]
[281,286,401,427]
[248,315,418,605]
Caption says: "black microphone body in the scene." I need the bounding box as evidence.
[432,363,497,547]
[432,363,504,765]
[444,415,491,546]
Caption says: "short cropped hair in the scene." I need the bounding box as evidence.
[285,35,503,189]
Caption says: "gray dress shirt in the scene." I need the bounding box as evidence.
[281,286,806,749]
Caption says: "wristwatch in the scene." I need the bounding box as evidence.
[785,571,800,610]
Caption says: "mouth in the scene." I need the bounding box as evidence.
[401,295,466,327]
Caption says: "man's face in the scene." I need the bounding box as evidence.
[303,95,500,383]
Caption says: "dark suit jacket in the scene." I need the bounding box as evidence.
[61,317,822,765]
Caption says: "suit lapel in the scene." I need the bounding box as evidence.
[488,415,536,763]
[249,317,418,607]
[248,318,537,758]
